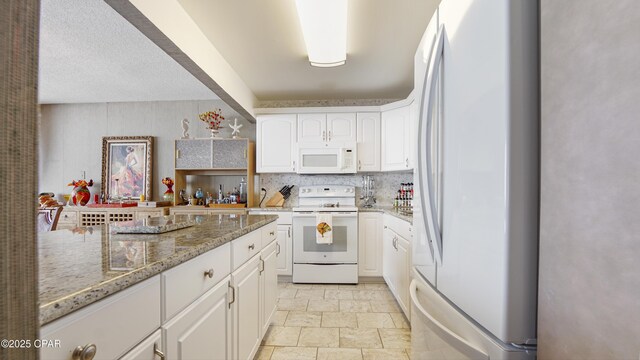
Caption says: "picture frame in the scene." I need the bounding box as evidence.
[101,136,153,200]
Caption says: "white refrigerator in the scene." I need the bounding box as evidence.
[411,0,539,359]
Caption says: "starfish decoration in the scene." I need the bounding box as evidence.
[230,118,243,138]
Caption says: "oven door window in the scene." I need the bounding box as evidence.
[293,214,358,264]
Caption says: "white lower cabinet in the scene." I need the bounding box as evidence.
[163,276,232,360]
[276,224,292,275]
[261,241,278,336]
[41,222,278,360]
[40,277,161,360]
[382,215,412,321]
[120,330,162,360]
[358,212,383,276]
[231,255,262,360]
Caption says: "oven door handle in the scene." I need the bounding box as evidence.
[292,213,358,218]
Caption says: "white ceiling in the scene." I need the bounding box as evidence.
[178,0,439,101]
[38,0,217,104]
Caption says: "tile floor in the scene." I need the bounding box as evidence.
[255,282,412,360]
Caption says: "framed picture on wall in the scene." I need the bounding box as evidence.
[101,136,153,200]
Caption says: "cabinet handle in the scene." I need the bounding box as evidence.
[406,158,409,167]
[153,343,165,360]
[292,160,296,171]
[204,268,214,278]
[328,130,332,141]
[243,148,247,159]
[228,282,235,308]
[276,242,281,255]
[270,231,275,236]
[384,225,388,229]
[358,160,362,170]
[322,130,326,141]
[288,227,291,237]
[176,149,181,159]
[248,243,255,250]
[259,258,265,274]
[72,344,97,360]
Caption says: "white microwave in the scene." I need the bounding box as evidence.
[297,143,357,174]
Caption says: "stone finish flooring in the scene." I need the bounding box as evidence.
[255,282,412,360]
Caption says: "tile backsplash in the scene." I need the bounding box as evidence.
[258,172,413,207]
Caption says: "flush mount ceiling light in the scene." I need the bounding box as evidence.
[295,0,347,67]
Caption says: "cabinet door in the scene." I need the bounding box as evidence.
[381,105,411,171]
[260,241,278,336]
[356,113,381,172]
[298,113,327,143]
[358,212,383,276]
[396,236,411,320]
[276,225,292,276]
[382,226,396,295]
[163,276,232,360]
[119,329,162,360]
[327,113,357,143]
[231,255,262,360]
[175,139,213,169]
[212,139,248,169]
[257,114,297,173]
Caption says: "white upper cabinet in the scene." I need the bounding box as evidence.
[356,112,381,172]
[382,104,413,171]
[298,113,326,143]
[298,113,356,145]
[327,113,357,142]
[256,114,297,173]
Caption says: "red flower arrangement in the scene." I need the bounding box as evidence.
[199,109,225,130]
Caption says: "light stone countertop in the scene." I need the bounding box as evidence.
[359,206,414,224]
[38,214,277,325]
[248,206,413,224]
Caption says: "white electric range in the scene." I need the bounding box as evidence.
[292,185,359,284]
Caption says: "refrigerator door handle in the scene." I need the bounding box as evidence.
[410,279,489,359]
[419,24,446,263]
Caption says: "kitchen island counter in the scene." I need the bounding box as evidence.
[38,214,277,325]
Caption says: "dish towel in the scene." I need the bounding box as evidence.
[316,213,333,244]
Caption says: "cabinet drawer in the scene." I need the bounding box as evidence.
[135,211,163,221]
[231,230,262,271]
[261,222,277,248]
[384,214,412,241]
[58,210,77,224]
[163,243,231,321]
[40,276,161,360]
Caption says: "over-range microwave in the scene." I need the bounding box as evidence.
[297,143,357,174]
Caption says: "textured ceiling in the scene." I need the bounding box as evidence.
[178,0,438,101]
[38,0,217,104]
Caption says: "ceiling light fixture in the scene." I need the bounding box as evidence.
[295,0,347,67]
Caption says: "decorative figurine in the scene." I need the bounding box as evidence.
[229,118,243,139]
[181,118,190,139]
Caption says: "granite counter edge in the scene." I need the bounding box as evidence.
[39,216,277,325]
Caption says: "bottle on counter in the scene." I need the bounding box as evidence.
[218,184,224,202]
[239,177,247,204]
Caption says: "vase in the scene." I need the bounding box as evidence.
[209,128,220,138]
[163,184,175,202]
[71,185,91,206]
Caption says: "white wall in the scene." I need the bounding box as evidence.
[39,100,255,201]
